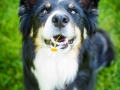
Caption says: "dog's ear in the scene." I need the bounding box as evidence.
[80,0,100,11]
[20,0,37,9]
[19,0,37,16]
[79,0,100,36]
[19,0,37,38]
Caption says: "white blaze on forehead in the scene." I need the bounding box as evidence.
[42,10,69,39]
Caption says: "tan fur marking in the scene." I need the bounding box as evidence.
[46,2,51,8]
[34,27,43,52]
[84,28,88,39]
[62,25,82,57]
[30,28,33,37]
[68,3,74,8]
[74,25,82,48]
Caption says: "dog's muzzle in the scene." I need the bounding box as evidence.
[52,14,69,29]
[44,14,75,50]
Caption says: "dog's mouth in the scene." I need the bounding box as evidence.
[44,35,75,49]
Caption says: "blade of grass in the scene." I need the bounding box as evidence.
[54,35,61,47]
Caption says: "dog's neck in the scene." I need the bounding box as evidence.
[31,48,79,90]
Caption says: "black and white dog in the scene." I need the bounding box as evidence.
[19,0,114,90]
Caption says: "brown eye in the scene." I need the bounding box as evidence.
[41,9,49,14]
[69,9,77,14]
[71,10,76,14]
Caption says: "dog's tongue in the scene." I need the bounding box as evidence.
[53,35,66,42]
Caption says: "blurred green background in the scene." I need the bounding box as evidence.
[0,0,120,90]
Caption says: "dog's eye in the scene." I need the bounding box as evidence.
[69,9,77,14]
[41,9,50,14]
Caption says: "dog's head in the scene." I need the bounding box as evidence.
[19,0,99,53]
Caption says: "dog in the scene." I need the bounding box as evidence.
[19,0,114,90]
[92,29,114,70]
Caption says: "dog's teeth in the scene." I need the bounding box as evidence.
[61,42,64,45]
[51,37,55,42]
[56,42,59,45]
[53,41,56,44]
[57,42,60,45]
[50,45,53,48]
[64,38,68,44]
[50,37,70,49]
[65,38,68,42]
[51,37,58,44]
[63,41,67,45]
[57,45,63,49]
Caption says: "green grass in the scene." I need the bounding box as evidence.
[95,1,120,90]
[0,0,23,90]
[0,0,120,90]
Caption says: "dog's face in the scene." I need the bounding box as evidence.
[19,0,99,53]
[33,0,85,53]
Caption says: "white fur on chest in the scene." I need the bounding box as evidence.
[31,49,78,90]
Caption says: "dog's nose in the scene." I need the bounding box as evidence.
[52,14,69,28]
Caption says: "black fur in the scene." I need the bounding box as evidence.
[92,29,114,69]
[19,0,99,38]
[19,0,114,90]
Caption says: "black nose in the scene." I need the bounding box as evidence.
[52,14,69,28]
